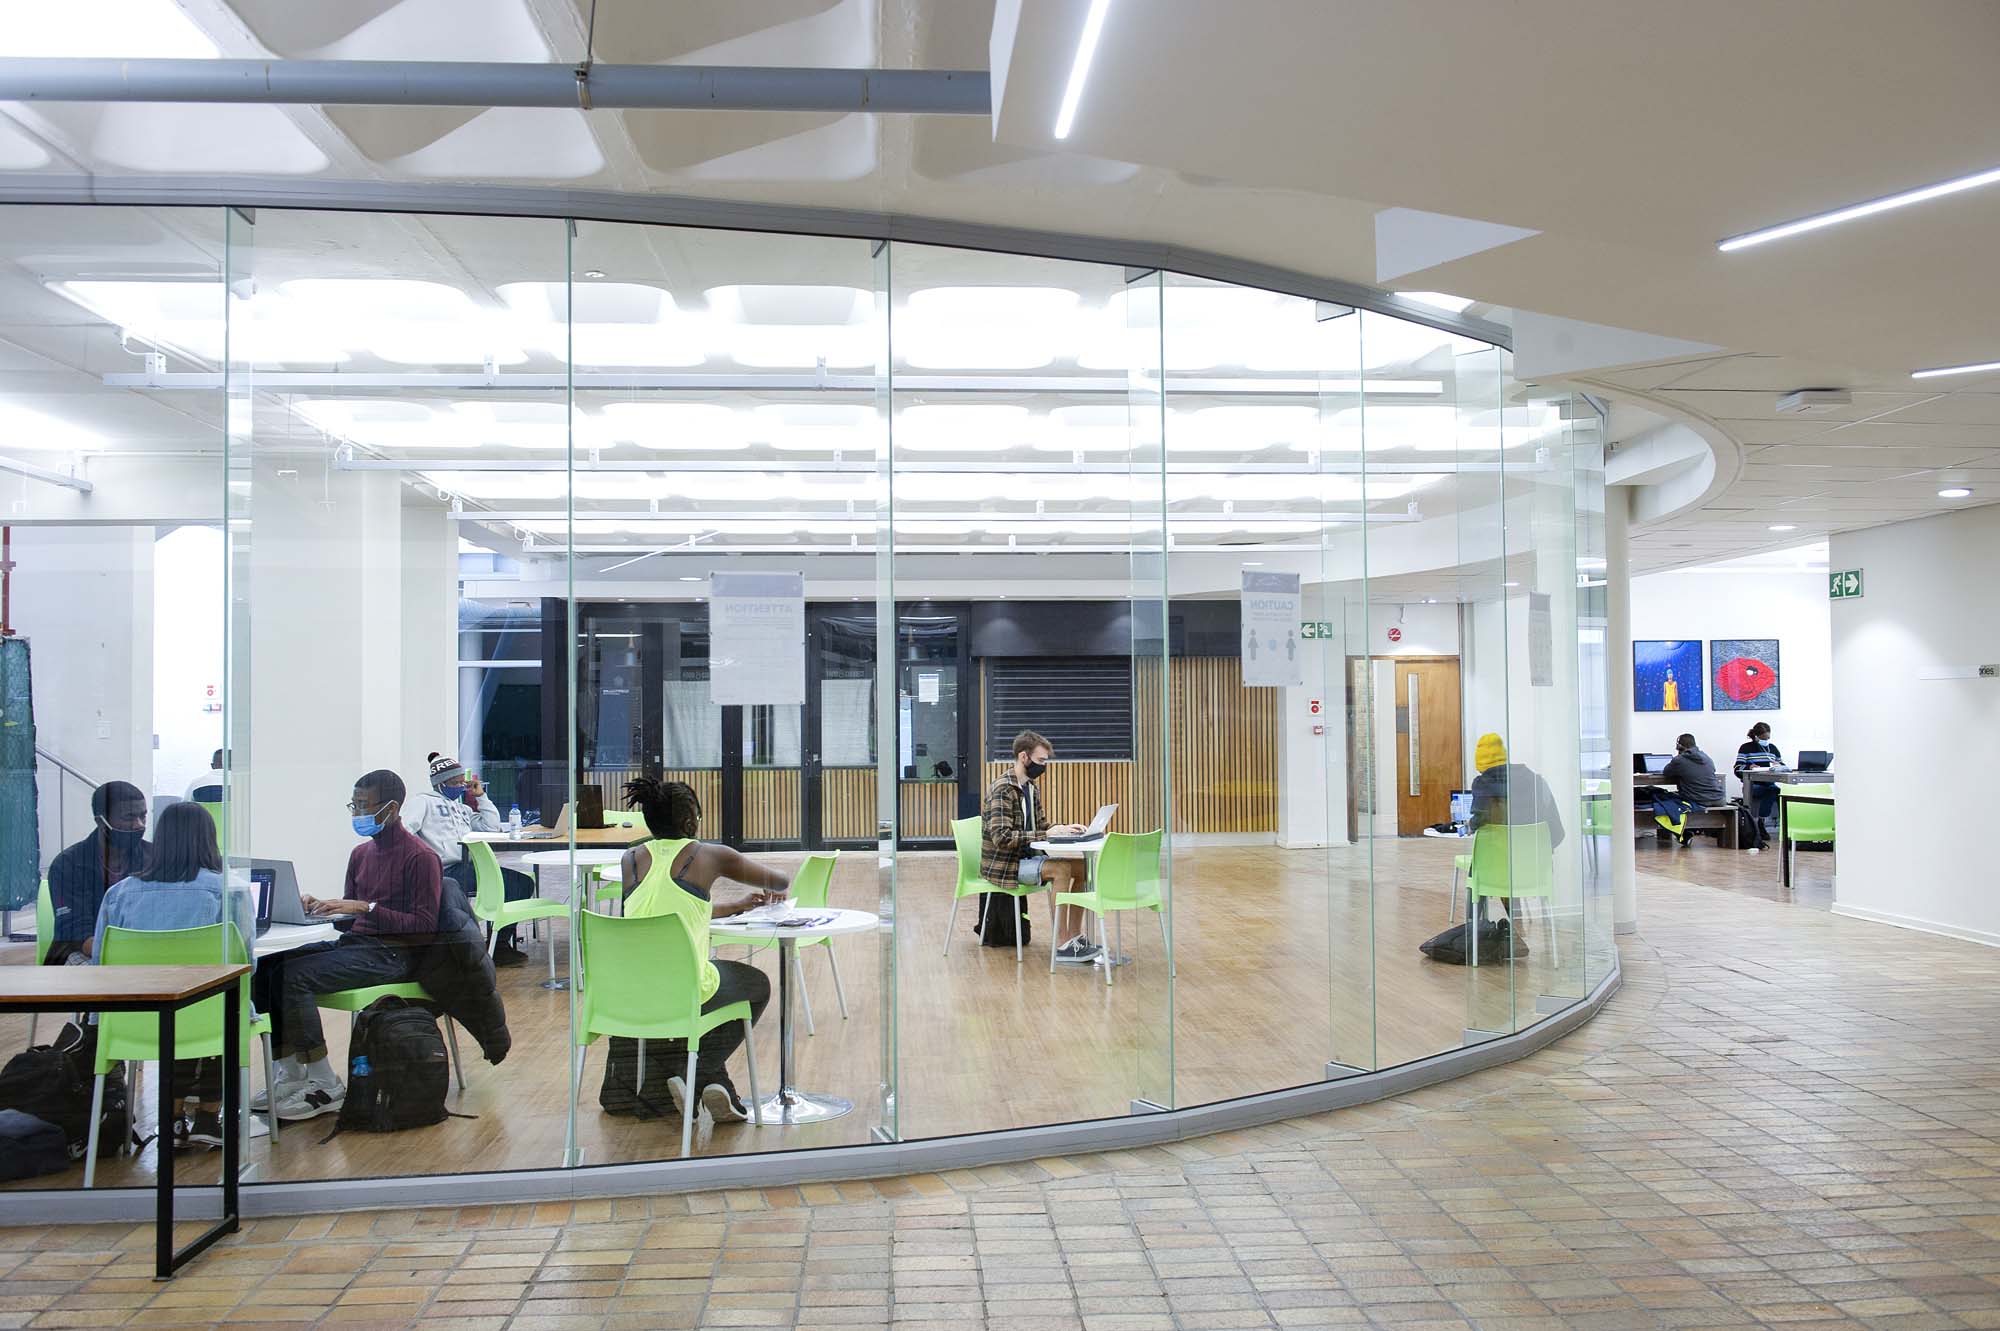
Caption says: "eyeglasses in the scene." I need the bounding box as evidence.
[345,799,394,815]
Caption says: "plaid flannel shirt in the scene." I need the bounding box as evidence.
[980,773,1050,886]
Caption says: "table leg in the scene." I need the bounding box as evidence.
[539,866,570,991]
[156,1006,176,1279]
[752,936,852,1125]
[221,987,241,1228]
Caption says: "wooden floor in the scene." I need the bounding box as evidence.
[0,829,1787,1192]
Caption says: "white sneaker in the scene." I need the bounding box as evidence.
[701,1082,750,1124]
[274,1080,345,1122]
[252,1074,305,1114]
[666,1076,714,1152]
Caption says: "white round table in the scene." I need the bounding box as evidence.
[709,907,877,1125]
[518,848,629,989]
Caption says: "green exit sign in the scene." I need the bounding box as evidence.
[1829,568,1864,599]
[1299,621,1335,639]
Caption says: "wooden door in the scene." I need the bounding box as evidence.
[1393,657,1462,835]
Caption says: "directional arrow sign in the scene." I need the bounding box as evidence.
[1830,568,1864,599]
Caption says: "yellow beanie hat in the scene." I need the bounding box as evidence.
[1475,732,1507,772]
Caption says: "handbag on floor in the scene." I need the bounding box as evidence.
[0,1022,131,1159]
[0,1109,69,1180]
[1419,917,1528,966]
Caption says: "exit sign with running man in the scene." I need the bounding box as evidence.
[1829,568,1863,599]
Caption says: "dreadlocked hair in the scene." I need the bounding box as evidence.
[625,776,701,840]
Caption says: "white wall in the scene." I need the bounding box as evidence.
[1630,566,1832,774]
[151,526,225,801]
[400,502,459,777]
[1341,600,1458,657]
[11,526,154,861]
[1276,584,1348,848]
[1830,505,2000,946]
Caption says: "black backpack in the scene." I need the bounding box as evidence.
[976,892,1030,948]
[1419,916,1528,966]
[598,1036,677,1120]
[328,997,455,1136]
[0,1022,131,1160]
[0,1110,68,1181]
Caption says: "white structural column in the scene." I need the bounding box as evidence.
[1605,486,1638,934]
[400,502,459,775]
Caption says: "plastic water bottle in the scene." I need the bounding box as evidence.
[508,803,523,832]
[352,1056,371,1078]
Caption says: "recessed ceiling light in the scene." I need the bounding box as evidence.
[1939,487,1973,499]
[1052,0,1112,140]
[1768,524,1797,532]
[678,575,700,582]
[1242,560,1264,566]
[1718,163,2000,252]
[581,270,606,279]
[1912,359,2000,380]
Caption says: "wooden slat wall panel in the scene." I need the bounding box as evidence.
[820,768,876,842]
[900,782,957,840]
[744,768,801,842]
[579,768,722,839]
[978,656,1276,835]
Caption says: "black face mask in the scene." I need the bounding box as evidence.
[1023,759,1048,780]
[99,819,144,853]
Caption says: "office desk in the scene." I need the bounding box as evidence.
[464,825,649,854]
[0,965,249,1278]
[1742,769,1835,785]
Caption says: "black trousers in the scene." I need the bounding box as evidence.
[1745,781,1778,823]
[654,959,770,1088]
[257,936,416,1062]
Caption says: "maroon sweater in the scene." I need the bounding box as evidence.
[342,822,442,938]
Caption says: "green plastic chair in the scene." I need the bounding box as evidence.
[1779,784,1835,883]
[737,852,845,1036]
[1581,780,1614,876]
[194,799,226,846]
[84,923,275,1188]
[467,841,568,983]
[1052,829,1164,987]
[946,815,1055,963]
[25,880,52,1049]
[1463,821,1558,968]
[570,909,762,1158]
[316,983,466,1091]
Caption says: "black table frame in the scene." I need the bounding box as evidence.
[5,974,243,1279]
[1779,794,1836,890]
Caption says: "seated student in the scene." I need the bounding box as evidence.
[183,749,225,804]
[261,769,445,1121]
[1651,732,1726,846]
[1467,733,1566,849]
[46,781,151,965]
[981,729,1098,963]
[1734,722,1783,830]
[403,751,536,965]
[617,776,782,1148]
[91,802,253,1149]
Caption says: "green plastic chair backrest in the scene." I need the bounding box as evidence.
[467,840,506,918]
[96,923,253,1071]
[1093,829,1163,910]
[195,800,225,844]
[1582,781,1614,835]
[789,851,838,910]
[950,816,985,895]
[35,880,52,965]
[575,909,705,1044]
[1468,821,1555,900]
[1780,785,1835,840]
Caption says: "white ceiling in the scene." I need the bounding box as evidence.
[0,0,1995,571]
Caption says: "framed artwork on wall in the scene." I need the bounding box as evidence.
[1711,638,1780,711]
[1634,639,1703,712]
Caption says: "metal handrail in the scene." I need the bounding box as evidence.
[35,744,98,790]
[34,744,101,871]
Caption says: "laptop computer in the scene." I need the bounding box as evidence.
[1047,804,1117,845]
[1641,753,1672,776]
[1797,750,1832,773]
[235,859,311,935]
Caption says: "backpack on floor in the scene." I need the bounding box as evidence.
[598,1036,679,1120]
[1734,802,1769,851]
[1419,916,1528,966]
[0,1022,131,1160]
[976,892,1030,948]
[329,997,455,1136]
[0,1110,69,1181]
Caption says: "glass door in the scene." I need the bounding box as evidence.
[896,607,965,845]
[808,606,878,847]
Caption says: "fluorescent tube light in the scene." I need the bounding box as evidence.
[1053,0,1112,140]
[1938,487,1973,499]
[1768,524,1797,532]
[1912,359,2000,380]
[1718,163,2000,252]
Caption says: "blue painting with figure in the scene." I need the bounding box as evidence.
[1634,639,1704,713]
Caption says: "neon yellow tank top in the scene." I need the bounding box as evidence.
[621,838,720,1002]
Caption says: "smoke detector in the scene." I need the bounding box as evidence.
[1776,388,1851,414]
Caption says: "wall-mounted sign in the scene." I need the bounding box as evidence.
[1241,570,1303,686]
[1386,626,1403,644]
[1299,621,1335,639]
[1829,568,1864,599]
[708,571,805,706]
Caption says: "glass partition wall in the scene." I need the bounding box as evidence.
[0,204,1608,1195]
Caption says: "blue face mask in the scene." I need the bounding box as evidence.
[442,783,467,804]
[351,801,394,838]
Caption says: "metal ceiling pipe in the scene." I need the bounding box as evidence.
[0,59,991,115]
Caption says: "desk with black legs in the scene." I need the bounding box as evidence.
[0,964,249,1279]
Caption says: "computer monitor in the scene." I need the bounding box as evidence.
[1642,753,1672,776]
[249,868,275,934]
[1449,790,1472,826]
[1798,750,1832,773]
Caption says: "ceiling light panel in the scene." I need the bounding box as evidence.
[897,287,1078,370]
[7,0,219,57]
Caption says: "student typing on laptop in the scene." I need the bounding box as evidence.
[981,729,1101,965]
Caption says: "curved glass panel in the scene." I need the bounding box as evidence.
[0,202,1604,1197]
